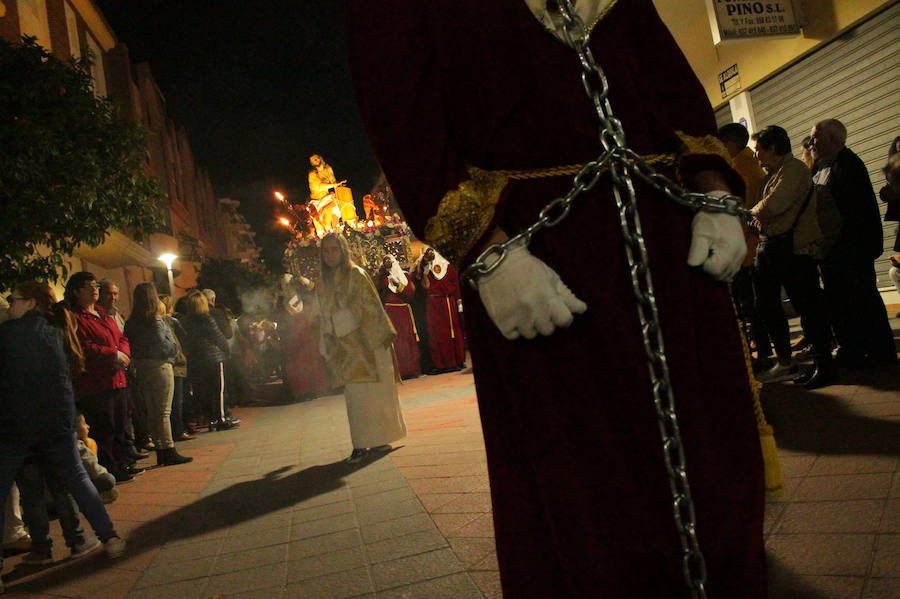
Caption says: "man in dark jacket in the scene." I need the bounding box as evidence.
[810,119,896,367]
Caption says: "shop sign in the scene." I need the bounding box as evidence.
[718,64,741,99]
[705,0,801,44]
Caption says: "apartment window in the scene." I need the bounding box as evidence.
[84,34,107,97]
[17,0,52,51]
[63,1,80,59]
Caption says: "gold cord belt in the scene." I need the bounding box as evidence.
[493,153,676,180]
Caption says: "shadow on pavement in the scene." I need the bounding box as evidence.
[762,367,900,456]
[767,553,838,598]
[5,452,389,594]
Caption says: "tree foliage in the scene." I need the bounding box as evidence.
[196,258,276,316]
[0,36,164,290]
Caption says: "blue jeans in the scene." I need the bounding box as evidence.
[16,458,86,552]
[0,432,117,570]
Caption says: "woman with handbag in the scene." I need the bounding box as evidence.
[750,126,835,389]
[317,233,406,463]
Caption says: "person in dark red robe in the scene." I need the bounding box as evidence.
[413,247,466,372]
[348,1,765,597]
[278,275,329,400]
[376,255,422,379]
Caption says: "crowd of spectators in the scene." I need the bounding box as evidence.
[1,278,245,584]
[720,119,898,389]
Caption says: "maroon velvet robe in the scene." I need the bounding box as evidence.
[416,263,467,371]
[348,2,766,597]
[278,309,328,398]
[377,274,422,378]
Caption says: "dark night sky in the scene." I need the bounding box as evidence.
[97,0,381,269]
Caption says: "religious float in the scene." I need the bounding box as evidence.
[279,155,415,281]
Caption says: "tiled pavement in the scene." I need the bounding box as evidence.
[1,316,898,598]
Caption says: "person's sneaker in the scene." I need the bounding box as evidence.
[112,469,134,484]
[346,449,367,464]
[21,550,55,565]
[757,360,799,383]
[70,538,101,559]
[104,537,126,559]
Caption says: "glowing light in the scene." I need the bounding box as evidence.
[279,217,291,227]
[158,253,177,269]
[274,191,285,201]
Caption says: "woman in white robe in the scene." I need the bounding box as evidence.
[316,233,407,462]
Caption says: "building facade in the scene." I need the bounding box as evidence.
[0,0,259,312]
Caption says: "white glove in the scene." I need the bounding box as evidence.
[477,241,587,340]
[687,193,746,282]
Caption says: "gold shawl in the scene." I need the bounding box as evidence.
[317,265,396,386]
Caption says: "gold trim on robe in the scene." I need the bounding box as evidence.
[424,166,509,266]
[675,130,733,166]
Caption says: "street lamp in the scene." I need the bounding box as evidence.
[159,253,177,296]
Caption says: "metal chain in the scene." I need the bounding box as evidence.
[461,2,730,596]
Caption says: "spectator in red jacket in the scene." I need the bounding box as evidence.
[64,272,138,483]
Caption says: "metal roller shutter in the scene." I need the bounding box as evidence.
[749,2,900,288]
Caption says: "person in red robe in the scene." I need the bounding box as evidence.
[376,255,421,379]
[348,1,765,598]
[278,274,329,400]
[413,247,466,373]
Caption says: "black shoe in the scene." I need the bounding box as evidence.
[793,367,815,386]
[213,418,239,431]
[112,469,134,483]
[127,447,149,461]
[802,366,838,390]
[124,465,146,476]
[833,350,866,370]
[156,448,194,466]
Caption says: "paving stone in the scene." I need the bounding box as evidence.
[355,497,426,526]
[204,561,287,596]
[152,538,224,566]
[287,529,363,562]
[210,543,287,576]
[881,499,900,532]
[134,557,215,589]
[794,473,893,501]
[220,525,291,554]
[371,547,465,590]
[766,534,875,576]
[779,455,817,478]
[283,566,373,599]
[809,455,899,476]
[290,500,355,525]
[870,535,900,577]
[777,500,885,533]
[360,512,437,544]
[286,546,368,584]
[764,502,786,535]
[863,577,900,599]
[375,572,483,599]
[365,529,449,564]
[289,512,357,541]
[127,577,208,599]
[226,512,293,536]
[768,574,865,599]
[469,570,503,599]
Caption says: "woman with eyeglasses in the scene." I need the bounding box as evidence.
[0,282,125,591]
[64,272,135,482]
